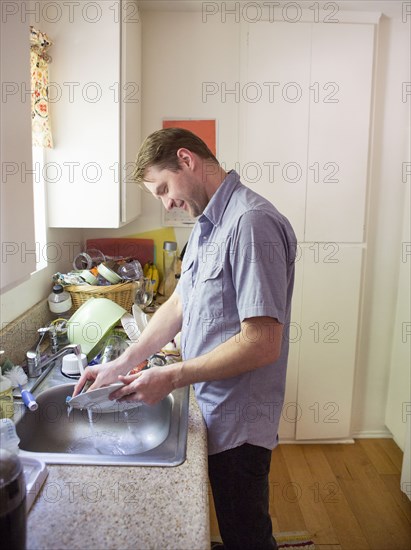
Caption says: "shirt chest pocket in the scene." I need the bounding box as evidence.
[198,264,224,320]
[180,259,194,306]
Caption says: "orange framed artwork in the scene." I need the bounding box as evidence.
[162,119,217,155]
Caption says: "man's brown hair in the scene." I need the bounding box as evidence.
[133,127,218,185]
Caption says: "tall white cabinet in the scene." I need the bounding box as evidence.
[240,15,378,440]
[46,0,142,228]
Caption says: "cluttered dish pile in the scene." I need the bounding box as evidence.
[52,248,161,315]
[44,245,181,375]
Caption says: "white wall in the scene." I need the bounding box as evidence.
[0,226,83,326]
[351,12,410,439]
[385,178,410,450]
[0,4,84,326]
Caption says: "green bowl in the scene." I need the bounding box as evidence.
[67,298,127,360]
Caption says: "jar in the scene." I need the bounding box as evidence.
[47,284,73,319]
[163,241,178,298]
[0,447,27,550]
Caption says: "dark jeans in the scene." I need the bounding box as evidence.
[208,443,277,550]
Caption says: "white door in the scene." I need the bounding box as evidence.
[295,245,363,440]
[240,21,311,241]
[305,23,375,242]
[242,18,375,440]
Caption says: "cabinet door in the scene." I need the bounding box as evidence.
[121,0,142,224]
[295,245,363,440]
[305,23,375,242]
[46,4,120,228]
[240,22,311,240]
[45,1,142,229]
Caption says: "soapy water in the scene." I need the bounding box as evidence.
[66,408,144,455]
[66,361,144,455]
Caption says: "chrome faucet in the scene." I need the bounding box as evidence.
[26,328,82,378]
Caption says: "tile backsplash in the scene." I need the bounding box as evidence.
[0,300,52,367]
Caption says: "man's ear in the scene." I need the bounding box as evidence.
[176,148,195,169]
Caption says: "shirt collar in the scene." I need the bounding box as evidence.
[200,170,241,226]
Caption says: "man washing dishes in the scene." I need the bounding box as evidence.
[74,128,296,550]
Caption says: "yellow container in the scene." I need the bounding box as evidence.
[0,380,14,419]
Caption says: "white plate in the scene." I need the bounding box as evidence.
[132,304,149,332]
[20,456,48,511]
[67,383,141,412]
[121,313,141,342]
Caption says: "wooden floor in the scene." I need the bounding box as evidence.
[209,439,411,550]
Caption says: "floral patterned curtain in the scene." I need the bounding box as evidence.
[30,26,53,148]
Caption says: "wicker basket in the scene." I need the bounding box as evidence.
[65,281,138,313]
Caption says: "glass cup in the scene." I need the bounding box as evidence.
[118,260,143,281]
[134,278,154,310]
[99,334,129,364]
[73,249,105,271]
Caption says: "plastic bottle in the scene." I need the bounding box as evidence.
[0,375,13,419]
[0,438,27,550]
[163,241,178,298]
[47,284,73,319]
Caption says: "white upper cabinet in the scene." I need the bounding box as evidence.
[306,23,375,242]
[46,0,141,228]
[241,17,376,243]
[240,21,311,240]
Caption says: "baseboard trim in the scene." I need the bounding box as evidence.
[279,438,355,444]
[278,429,393,444]
[351,429,393,439]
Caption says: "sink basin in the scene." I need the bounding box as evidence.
[15,371,189,467]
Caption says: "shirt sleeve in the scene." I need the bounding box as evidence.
[229,209,293,324]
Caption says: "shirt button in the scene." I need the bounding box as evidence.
[203,236,207,240]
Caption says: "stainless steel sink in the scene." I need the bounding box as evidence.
[15,365,189,467]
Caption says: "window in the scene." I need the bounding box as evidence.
[32,146,47,271]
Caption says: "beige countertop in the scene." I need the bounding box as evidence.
[26,388,210,550]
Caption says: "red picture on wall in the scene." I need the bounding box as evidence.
[162,119,216,155]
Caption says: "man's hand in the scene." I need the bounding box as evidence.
[109,365,177,405]
[72,362,121,397]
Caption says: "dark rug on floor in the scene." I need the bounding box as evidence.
[275,531,316,549]
[211,531,316,549]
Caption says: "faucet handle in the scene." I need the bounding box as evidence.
[26,349,41,378]
[26,326,54,377]
[38,326,52,334]
[39,325,63,354]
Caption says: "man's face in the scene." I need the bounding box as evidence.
[144,163,209,218]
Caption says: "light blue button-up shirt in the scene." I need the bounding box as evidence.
[177,170,296,455]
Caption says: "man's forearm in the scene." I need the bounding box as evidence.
[170,317,283,389]
[109,317,283,406]
[116,291,183,372]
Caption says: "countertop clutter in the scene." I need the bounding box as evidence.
[26,388,210,550]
